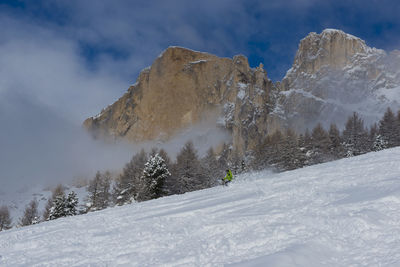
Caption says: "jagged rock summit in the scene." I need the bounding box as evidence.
[279,29,400,132]
[282,28,383,89]
[289,29,372,75]
[84,29,400,154]
[84,46,275,154]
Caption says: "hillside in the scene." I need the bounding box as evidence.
[1,148,400,266]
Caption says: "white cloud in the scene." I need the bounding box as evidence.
[0,16,135,189]
[0,7,236,189]
[2,0,398,190]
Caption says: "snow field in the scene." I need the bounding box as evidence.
[1,148,400,266]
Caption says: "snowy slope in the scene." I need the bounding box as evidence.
[1,148,400,266]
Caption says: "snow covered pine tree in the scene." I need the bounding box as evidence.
[138,153,171,201]
[43,184,65,221]
[49,191,79,220]
[49,194,67,220]
[65,191,78,216]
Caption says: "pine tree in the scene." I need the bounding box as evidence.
[373,134,388,151]
[87,172,101,210]
[42,198,53,221]
[174,141,204,193]
[310,123,332,164]
[230,151,244,175]
[201,147,222,187]
[87,171,101,211]
[158,149,176,196]
[65,191,78,216]
[148,148,174,188]
[43,184,65,221]
[379,107,397,147]
[298,129,313,166]
[138,153,171,201]
[253,133,270,170]
[49,194,67,220]
[267,130,285,169]
[250,138,267,171]
[149,147,158,157]
[100,171,111,209]
[87,171,111,211]
[20,199,39,226]
[342,112,369,156]
[369,123,379,151]
[0,205,12,231]
[158,149,171,168]
[328,123,343,159]
[167,163,180,195]
[113,149,147,205]
[292,130,307,169]
[280,128,304,170]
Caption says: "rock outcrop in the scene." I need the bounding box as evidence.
[277,29,400,132]
[84,29,400,154]
[84,47,276,154]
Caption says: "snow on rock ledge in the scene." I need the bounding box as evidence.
[287,28,382,77]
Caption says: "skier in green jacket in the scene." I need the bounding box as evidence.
[222,169,233,186]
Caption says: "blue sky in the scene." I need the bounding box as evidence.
[1,0,400,187]
[1,0,400,84]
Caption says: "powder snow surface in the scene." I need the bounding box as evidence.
[1,149,400,266]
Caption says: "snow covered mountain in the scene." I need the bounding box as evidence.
[278,29,400,132]
[84,29,400,154]
[1,148,400,266]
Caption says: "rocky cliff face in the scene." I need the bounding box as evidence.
[277,29,400,132]
[84,29,400,154]
[84,47,277,154]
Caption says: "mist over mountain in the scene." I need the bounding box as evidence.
[2,2,400,265]
[85,29,400,154]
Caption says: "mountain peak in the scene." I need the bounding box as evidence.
[84,29,399,153]
[279,29,396,133]
[304,29,363,44]
[84,45,272,153]
[289,29,372,76]
[320,28,359,39]
[157,46,213,60]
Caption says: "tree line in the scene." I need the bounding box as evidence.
[252,108,400,171]
[1,107,400,231]
[0,143,229,229]
[0,184,80,231]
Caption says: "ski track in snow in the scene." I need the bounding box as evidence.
[1,148,400,266]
